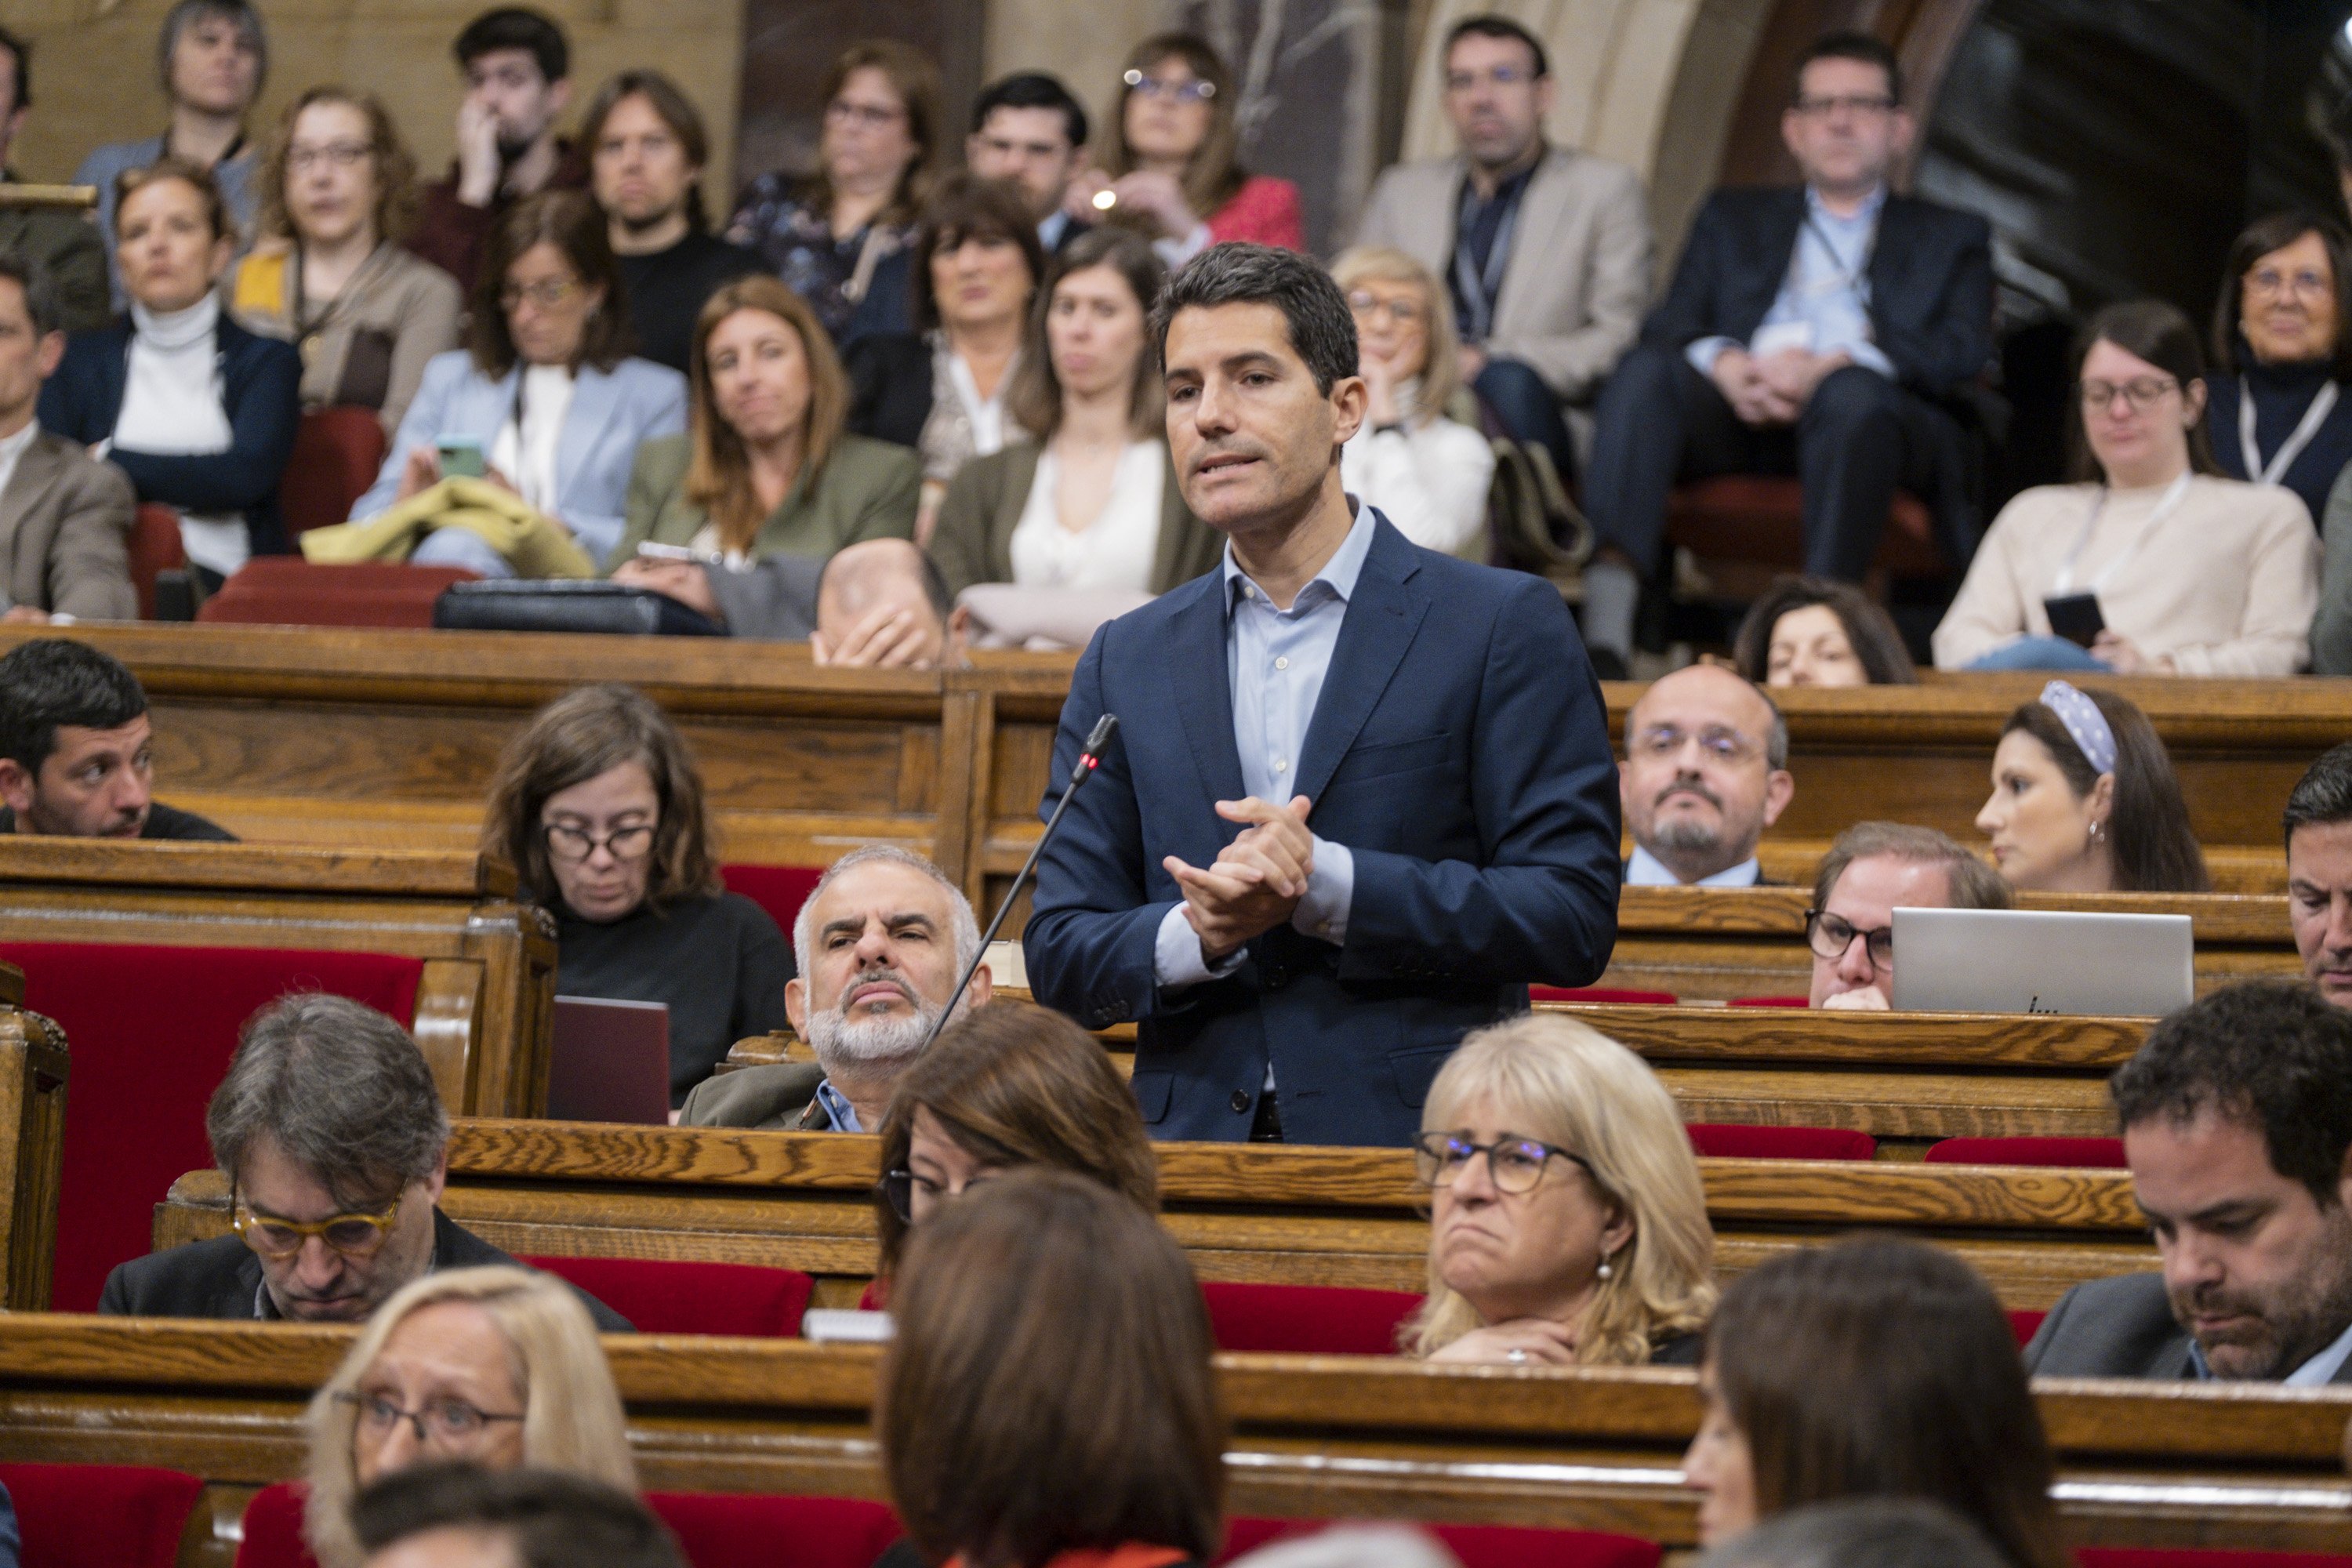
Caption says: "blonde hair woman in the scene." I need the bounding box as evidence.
[1409,1014,1716,1366]
[1330,245,1497,559]
[303,1265,634,1568]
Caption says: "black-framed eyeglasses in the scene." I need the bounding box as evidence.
[875,1167,1004,1223]
[1792,93,1897,118]
[2078,376,2179,412]
[1806,907,1893,971]
[1412,1131,1592,1195]
[337,1390,524,1450]
[541,822,656,863]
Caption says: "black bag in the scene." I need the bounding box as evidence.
[431,579,725,637]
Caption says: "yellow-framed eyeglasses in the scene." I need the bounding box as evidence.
[230,1192,401,1259]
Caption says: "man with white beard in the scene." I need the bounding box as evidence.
[679,845,993,1129]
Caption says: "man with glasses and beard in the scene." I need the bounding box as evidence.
[1620,664,1793,887]
[2029,981,2352,1384]
[1804,821,2010,1010]
[681,845,992,1129]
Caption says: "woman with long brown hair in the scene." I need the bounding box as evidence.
[481,683,789,1107]
[610,274,917,575]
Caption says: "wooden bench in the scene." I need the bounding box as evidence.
[155,1123,2155,1310]
[0,1317,2342,1568]
[0,838,550,1116]
[0,962,68,1311]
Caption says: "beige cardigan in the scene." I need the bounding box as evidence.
[227,241,463,436]
[1931,474,2318,676]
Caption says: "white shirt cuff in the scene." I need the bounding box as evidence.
[1154,901,1243,990]
[1840,341,1896,379]
[1686,337,1740,377]
[1290,836,1353,946]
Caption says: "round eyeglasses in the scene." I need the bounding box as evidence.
[1412,1131,1592,1194]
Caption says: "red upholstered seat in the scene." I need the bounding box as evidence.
[1686,1124,1877,1160]
[1200,1281,1423,1356]
[280,407,390,536]
[1529,985,1677,1004]
[1665,476,1944,576]
[2080,1552,2352,1568]
[1,943,423,1312]
[719,865,828,937]
[517,1255,814,1337]
[1727,995,1809,1007]
[1221,1518,1661,1568]
[233,1482,315,1568]
[198,560,479,629]
[0,1461,206,1568]
[648,1492,902,1568]
[128,503,186,620]
[1926,1137,2126,1168]
[2009,1309,2048,1345]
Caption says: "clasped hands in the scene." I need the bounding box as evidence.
[1712,346,1852,426]
[1163,794,1316,964]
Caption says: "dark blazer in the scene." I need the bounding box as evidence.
[1641,187,1994,401]
[1023,511,1621,1147]
[927,441,1225,600]
[96,1207,635,1332]
[841,331,933,452]
[38,314,303,557]
[2026,1270,2352,1383]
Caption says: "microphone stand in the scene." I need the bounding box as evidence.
[916,713,1120,1054]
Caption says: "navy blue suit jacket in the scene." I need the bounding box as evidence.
[38,314,303,557]
[1023,512,1621,1147]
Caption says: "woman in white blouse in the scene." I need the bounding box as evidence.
[926,227,1221,648]
[1933,298,2316,676]
[1331,245,1496,560]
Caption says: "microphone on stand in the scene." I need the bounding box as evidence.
[916,713,1120,1054]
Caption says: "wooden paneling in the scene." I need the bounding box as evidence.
[0,972,67,1312]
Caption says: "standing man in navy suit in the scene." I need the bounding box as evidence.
[1022,243,1620,1148]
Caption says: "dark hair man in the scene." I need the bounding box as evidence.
[1806,821,2011,1010]
[1023,243,1619,1146]
[0,259,136,621]
[2026,980,2352,1382]
[100,993,629,1328]
[408,7,583,292]
[0,639,230,838]
[1577,31,1993,679]
[2285,741,2352,1007]
[356,1463,682,1568]
[0,31,108,332]
[967,72,1093,254]
[1354,13,1651,494]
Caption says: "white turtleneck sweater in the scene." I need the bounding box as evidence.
[113,292,245,577]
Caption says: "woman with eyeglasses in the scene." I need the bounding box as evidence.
[1974,681,2209,895]
[1329,245,1496,559]
[2205,213,2352,530]
[347,191,688,577]
[1065,32,1304,261]
[725,40,938,345]
[301,1265,637,1568]
[1933,298,2317,675]
[870,1000,1156,1297]
[482,684,789,1108]
[227,86,462,435]
[1406,1013,1716,1367]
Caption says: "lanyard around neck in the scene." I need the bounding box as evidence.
[2052,469,2194,597]
[1453,177,1522,341]
[2238,376,2339,486]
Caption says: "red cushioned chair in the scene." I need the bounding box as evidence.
[2080,1552,2352,1568]
[1200,1281,1423,1356]
[1529,985,1677,1004]
[0,1462,206,1568]
[1926,1137,2126,1168]
[0,942,424,1312]
[198,560,479,629]
[720,865,828,938]
[1221,1518,1661,1568]
[518,1255,814,1337]
[648,1492,902,1568]
[2009,1308,2048,1346]
[233,1482,314,1568]
[1727,995,1809,1007]
[280,407,390,537]
[1686,1124,1877,1160]
[128,503,187,619]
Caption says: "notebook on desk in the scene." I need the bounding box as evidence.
[1890,907,2194,1017]
[548,996,671,1124]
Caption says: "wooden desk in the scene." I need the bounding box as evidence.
[0,1318,2342,1566]
[157,1124,2155,1310]
[0,962,67,1310]
[0,839,550,1116]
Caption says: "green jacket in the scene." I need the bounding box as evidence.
[612,430,919,568]
[926,440,1225,601]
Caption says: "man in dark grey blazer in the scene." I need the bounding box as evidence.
[100,992,629,1330]
[2026,982,2352,1383]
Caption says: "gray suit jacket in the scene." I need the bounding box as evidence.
[677,1060,828,1130]
[2025,1270,2352,1383]
[0,430,136,619]
[1352,146,1653,403]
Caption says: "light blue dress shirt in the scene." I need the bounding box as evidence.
[2188,1313,2352,1387]
[1624,845,1762,887]
[1152,503,1378,990]
[1687,185,1896,382]
[812,1078,862,1132]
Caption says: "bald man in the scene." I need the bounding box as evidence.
[612,539,968,667]
[1619,664,1794,886]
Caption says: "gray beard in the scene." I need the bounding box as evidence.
[1650,816,1726,858]
[804,999,944,1078]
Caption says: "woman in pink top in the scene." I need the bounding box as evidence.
[1068,32,1305,259]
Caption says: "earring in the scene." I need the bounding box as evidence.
[1595,1255,1613,1280]
[2089,819,2107,844]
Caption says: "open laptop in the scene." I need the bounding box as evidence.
[1889,907,2194,1017]
[548,996,672,1125]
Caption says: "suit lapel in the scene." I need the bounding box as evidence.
[1291,516,1428,805]
[1740,191,1809,339]
[1494,151,1567,332]
[554,365,621,514]
[1167,575,1248,811]
[2147,1332,2197,1380]
[0,435,62,590]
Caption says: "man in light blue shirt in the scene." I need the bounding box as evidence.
[2026,981,2352,1385]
